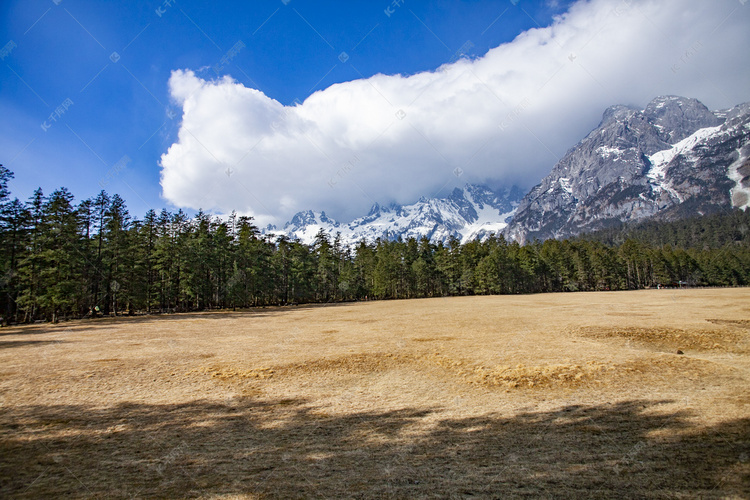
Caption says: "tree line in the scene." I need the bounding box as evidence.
[1,165,749,323]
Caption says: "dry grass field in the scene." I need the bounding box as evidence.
[1,289,749,499]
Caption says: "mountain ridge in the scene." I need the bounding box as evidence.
[265,96,750,246]
[504,96,750,242]
[263,184,524,246]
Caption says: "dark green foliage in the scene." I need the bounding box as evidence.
[580,208,750,249]
[0,168,748,323]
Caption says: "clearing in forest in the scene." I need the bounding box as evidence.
[1,289,749,498]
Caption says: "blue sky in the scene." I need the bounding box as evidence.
[2,0,749,224]
[1,0,571,216]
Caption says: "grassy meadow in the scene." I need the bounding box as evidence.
[1,289,749,498]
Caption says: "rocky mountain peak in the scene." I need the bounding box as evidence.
[643,95,723,143]
[504,97,750,243]
[367,203,382,216]
[599,104,639,127]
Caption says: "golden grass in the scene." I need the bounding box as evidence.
[1,289,749,498]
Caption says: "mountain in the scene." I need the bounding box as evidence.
[264,184,524,245]
[266,96,750,247]
[504,96,750,243]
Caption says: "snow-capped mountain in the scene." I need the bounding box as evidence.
[504,96,750,243]
[264,96,750,247]
[265,185,524,245]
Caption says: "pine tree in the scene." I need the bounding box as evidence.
[89,191,111,314]
[103,194,131,315]
[36,188,84,322]
[313,229,336,301]
[140,209,159,312]
[16,189,46,322]
[0,198,29,323]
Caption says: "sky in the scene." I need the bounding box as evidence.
[2,0,749,227]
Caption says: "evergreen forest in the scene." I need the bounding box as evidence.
[1,165,749,323]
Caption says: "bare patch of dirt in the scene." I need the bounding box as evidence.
[193,365,276,380]
[707,318,750,329]
[576,325,747,352]
[466,361,610,388]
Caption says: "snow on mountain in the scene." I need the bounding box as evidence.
[265,96,750,247]
[505,96,750,243]
[264,184,523,246]
[646,125,723,202]
[728,139,750,210]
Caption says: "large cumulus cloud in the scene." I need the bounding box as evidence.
[160,0,750,226]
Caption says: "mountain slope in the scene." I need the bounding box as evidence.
[265,185,524,245]
[504,96,750,243]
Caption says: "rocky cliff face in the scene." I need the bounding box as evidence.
[504,96,750,243]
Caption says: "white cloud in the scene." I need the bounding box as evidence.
[160,0,750,226]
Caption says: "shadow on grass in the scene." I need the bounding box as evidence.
[0,303,352,337]
[1,398,748,499]
[0,340,68,349]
